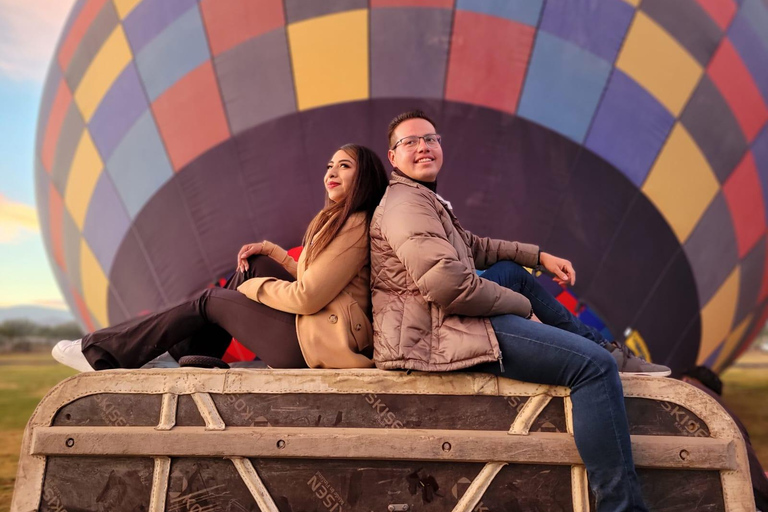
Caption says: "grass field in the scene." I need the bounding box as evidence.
[0,350,765,509]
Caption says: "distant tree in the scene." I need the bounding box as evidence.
[0,319,39,339]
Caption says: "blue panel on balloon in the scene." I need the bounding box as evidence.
[135,6,210,101]
[83,173,131,274]
[123,0,197,54]
[456,0,543,26]
[703,341,724,368]
[518,32,612,144]
[535,274,564,298]
[753,128,768,223]
[729,11,768,103]
[585,70,675,187]
[539,0,635,63]
[740,0,768,52]
[578,308,605,331]
[89,64,148,161]
[106,111,173,219]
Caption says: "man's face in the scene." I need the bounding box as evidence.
[388,118,443,182]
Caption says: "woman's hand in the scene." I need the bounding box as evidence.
[236,242,264,272]
[539,251,576,286]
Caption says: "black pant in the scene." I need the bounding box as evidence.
[82,256,306,369]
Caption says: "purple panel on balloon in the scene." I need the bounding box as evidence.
[88,63,148,160]
[585,70,674,187]
[729,11,768,103]
[753,127,768,222]
[108,229,168,316]
[370,8,452,100]
[215,29,296,135]
[683,193,739,306]
[123,0,198,54]
[35,158,51,244]
[284,0,367,24]
[735,237,765,325]
[83,173,131,274]
[539,0,634,63]
[64,1,119,92]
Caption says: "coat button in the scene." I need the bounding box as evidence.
[329,314,338,324]
[355,324,362,331]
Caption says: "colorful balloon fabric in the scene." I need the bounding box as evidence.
[35,0,768,373]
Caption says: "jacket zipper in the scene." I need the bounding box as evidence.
[498,353,505,373]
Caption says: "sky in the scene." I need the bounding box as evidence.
[0,0,77,309]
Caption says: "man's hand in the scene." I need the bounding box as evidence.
[539,252,576,286]
[236,242,264,272]
[530,312,542,323]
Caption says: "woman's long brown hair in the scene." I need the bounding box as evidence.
[301,144,388,266]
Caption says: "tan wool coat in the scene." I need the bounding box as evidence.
[238,212,374,368]
[370,173,540,371]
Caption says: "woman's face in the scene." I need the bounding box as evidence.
[325,149,357,203]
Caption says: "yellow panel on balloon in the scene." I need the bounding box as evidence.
[74,25,132,122]
[112,0,142,19]
[616,12,702,116]
[642,123,719,242]
[288,10,369,111]
[697,266,740,364]
[622,0,640,6]
[712,313,753,372]
[65,131,103,231]
[80,239,109,329]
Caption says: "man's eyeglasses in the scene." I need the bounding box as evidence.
[391,134,442,151]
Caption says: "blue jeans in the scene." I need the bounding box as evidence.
[472,261,648,511]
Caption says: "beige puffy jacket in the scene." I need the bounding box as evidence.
[238,212,374,369]
[370,173,539,371]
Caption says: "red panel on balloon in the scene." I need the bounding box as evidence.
[152,61,231,171]
[57,0,109,71]
[760,248,768,302]
[556,290,579,315]
[445,11,535,115]
[41,80,72,173]
[71,287,95,332]
[200,0,285,57]
[723,152,767,258]
[707,39,768,142]
[49,183,66,271]
[693,0,736,31]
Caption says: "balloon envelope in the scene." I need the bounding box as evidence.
[35,0,768,373]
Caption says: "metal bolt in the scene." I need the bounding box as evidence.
[388,505,409,511]
[276,439,286,449]
[679,449,689,460]
[442,442,451,452]
[65,438,75,448]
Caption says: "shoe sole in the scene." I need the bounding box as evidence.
[619,370,671,377]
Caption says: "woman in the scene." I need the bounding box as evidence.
[52,144,388,371]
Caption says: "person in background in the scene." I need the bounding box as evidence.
[682,365,768,511]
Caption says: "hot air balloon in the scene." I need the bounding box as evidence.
[35,0,768,374]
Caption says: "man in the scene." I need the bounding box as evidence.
[370,110,669,511]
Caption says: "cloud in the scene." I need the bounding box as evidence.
[0,194,39,243]
[0,0,78,82]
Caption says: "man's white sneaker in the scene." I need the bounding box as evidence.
[51,339,94,372]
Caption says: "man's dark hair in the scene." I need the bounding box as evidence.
[683,365,723,396]
[387,110,437,149]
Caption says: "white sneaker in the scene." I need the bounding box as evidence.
[141,351,180,369]
[52,339,94,372]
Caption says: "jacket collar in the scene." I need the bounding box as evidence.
[390,170,454,212]
[390,169,437,192]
